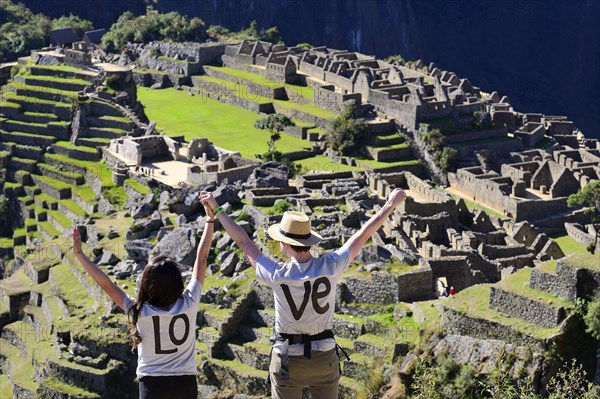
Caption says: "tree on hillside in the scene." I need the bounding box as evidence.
[52,13,93,37]
[567,180,600,254]
[385,54,405,63]
[326,100,368,157]
[583,290,600,341]
[101,8,207,52]
[0,1,94,61]
[0,1,46,60]
[254,114,294,162]
[207,20,282,44]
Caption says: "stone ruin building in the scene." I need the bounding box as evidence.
[104,135,259,186]
[449,145,600,228]
[2,36,600,398]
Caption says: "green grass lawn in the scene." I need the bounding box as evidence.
[355,158,420,170]
[561,252,600,270]
[295,155,360,172]
[138,87,312,159]
[547,233,589,255]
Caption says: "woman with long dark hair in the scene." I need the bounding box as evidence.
[72,199,214,399]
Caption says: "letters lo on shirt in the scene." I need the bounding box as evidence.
[123,279,202,377]
[152,313,191,354]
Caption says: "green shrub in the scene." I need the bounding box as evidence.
[234,210,252,223]
[267,200,292,215]
[326,101,368,156]
[101,8,207,52]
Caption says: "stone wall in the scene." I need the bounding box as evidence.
[314,85,362,114]
[427,256,471,291]
[514,198,568,222]
[342,267,433,304]
[442,127,508,144]
[187,162,257,185]
[190,84,274,114]
[203,66,286,100]
[0,63,13,87]
[489,286,566,328]
[564,223,595,246]
[132,71,188,88]
[453,137,524,160]
[32,175,71,199]
[441,306,551,351]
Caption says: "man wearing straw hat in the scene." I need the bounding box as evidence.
[199,188,407,398]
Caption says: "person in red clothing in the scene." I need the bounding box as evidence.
[449,286,456,296]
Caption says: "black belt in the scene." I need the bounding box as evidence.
[270,330,349,380]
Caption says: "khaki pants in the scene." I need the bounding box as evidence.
[269,348,340,399]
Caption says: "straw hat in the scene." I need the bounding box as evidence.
[267,211,322,246]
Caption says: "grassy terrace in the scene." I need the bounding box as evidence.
[54,141,99,154]
[133,67,184,77]
[195,75,273,104]
[39,221,61,237]
[6,82,79,98]
[497,268,573,308]
[367,142,411,152]
[125,178,151,195]
[561,253,600,270]
[21,74,90,86]
[355,158,420,170]
[29,63,92,74]
[72,185,97,204]
[38,163,84,180]
[1,92,70,107]
[548,233,588,254]
[45,154,114,189]
[197,74,336,120]
[48,210,72,229]
[60,198,87,217]
[138,87,312,159]
[296,155,360,172]
[34,174,72,191]
[0,269,31,295]
[444,284,562,339]
[0,101,20,109]
[204,65,284,87]
[0,322,40,393]
[205,65,315,100]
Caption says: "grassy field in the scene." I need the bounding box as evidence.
[138,87,312,159]
[295,155,360,172]
[547,233,589,255]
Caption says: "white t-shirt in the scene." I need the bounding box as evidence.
[256,248,350,356]
[124,279,201,377]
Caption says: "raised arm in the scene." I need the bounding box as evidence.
[192,199,214,286]
[340,188,407,262]
[72,227,127,310]
[199,191,263,268]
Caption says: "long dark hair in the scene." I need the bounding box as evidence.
[128,255,184,351]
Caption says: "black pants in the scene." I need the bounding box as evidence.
[139,375,197,399]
